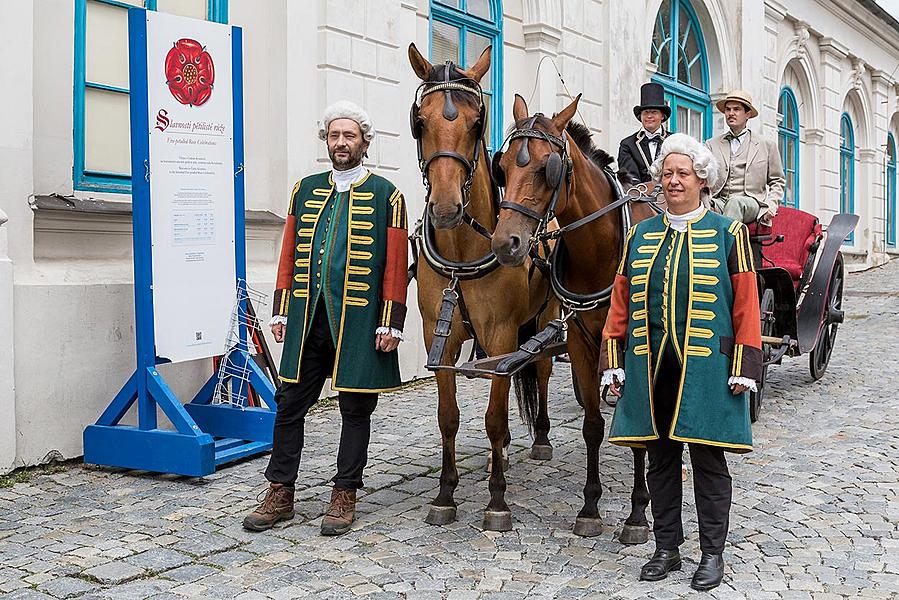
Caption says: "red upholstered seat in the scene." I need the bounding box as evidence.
[747,206,822,284]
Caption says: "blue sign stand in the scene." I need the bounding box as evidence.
[84,9,276,477]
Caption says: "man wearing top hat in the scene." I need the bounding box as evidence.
[618,82,672,184]
[706,90,785,225]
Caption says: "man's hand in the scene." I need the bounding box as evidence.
[730,383,749,395]
[608,379,623,398]
[375,332,400,353]
[271,323,285,343]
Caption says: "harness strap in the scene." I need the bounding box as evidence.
[499,200,545,222]
[426,284,459,369]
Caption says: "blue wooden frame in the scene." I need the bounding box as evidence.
[83,9,275,477]
[778,86,800,209]
[429,0,503,151]
[651,0,712,140]
[887,134,897,248]
[73,0,228,194]
[840,112,855,245]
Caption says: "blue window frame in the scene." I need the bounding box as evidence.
[778,87,800,208]
[429,0,503,152]
[887,134,897,248]
[840,113,855,245]
[74,0,228,194]
[650,0,711,140]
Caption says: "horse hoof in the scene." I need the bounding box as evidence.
[573,517,603,537]
[619,524,650,545]
[530,444,553,460]
[483,510,513,532]
[425,505,457,526]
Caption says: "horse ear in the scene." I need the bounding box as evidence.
[551,93,582,132]
[463,45,492,82]
[408,43,432,81]
[513,94,529,122]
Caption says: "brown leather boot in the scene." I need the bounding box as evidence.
[320,487,356,536]
[242,483,295,531]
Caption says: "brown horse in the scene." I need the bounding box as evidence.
[490,94,656,540]
[408,44,558,532]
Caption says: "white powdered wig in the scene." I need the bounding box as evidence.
[650,133,722,196]
[318,100,375,142]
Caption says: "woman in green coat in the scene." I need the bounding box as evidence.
[600,133,762,591]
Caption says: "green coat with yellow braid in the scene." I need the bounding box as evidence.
[272,170,409,392]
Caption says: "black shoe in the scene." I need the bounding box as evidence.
[691,552,724,591]
[639,548,682,581]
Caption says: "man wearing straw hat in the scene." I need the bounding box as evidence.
[706,90,785,225]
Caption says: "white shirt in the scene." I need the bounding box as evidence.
[728,128,750,155]
[332,163,367,192]
[642,128,663,160]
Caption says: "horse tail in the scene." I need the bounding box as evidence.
[512,318,540,436]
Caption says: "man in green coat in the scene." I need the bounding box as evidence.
[243,100,409,536]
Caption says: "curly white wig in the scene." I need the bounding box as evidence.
[317,100,375,142]
[650,133,722,195]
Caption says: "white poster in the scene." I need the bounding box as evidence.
[145,11,236,363]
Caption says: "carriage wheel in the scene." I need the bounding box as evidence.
[750,288,775,423]
[809,253,844,381]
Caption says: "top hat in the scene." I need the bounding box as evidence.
[715,90,759,119]
[633,82,671,121]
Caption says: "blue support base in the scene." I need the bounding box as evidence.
[84,425,216,477]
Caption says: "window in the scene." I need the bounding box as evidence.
[778,87,800,208]
[840,113,855,245]
[650,0,711,140]
[74,0,228,194]
[887,134,897,248]
[429,0,503,151]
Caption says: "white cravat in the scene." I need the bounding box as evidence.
[332,164,367,192]
[665,205,705,232]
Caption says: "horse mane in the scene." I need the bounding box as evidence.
[508,116,630,185]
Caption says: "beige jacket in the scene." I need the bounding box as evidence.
[706,131,786,216]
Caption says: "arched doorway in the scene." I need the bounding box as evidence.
[778,87,800,208]
[650,0,712,139]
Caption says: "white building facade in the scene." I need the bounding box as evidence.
[2,0,898,471]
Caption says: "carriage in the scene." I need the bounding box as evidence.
[746,206,858,422]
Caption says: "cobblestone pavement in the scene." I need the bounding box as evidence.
[1,260,898,600]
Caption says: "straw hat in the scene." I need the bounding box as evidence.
[715,90,759,119]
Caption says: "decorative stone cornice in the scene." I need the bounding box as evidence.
[523,22,562,53]
[805,128,826,144]
[819,37,849,60]
[764,0,788,22]
[858,147,879,162]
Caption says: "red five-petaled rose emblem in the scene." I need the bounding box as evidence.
[164,38,215,107]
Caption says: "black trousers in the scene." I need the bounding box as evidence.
[265,301,378,490]
[646,344,733,555]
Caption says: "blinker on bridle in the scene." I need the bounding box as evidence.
[410,61,487,207]
[492,114,572,240]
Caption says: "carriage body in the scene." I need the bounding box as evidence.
[746,206,858,422]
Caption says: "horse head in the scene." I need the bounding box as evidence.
[408,42,491,230]
[492,94,581,266]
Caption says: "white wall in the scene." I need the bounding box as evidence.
[4,0,899,470]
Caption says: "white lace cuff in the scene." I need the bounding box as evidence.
[375,326,404,341]
[269,315,288,327]
[601,368,625,387]
[728,376,757,392]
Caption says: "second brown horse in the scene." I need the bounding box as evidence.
[491,94,656,540]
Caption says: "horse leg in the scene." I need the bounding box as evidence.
[483,375,513,531]
[619,447,651,544]
[572,339,605,537]
[425,362,462,526]
[530,357,553,460]
[485,428,511,473]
